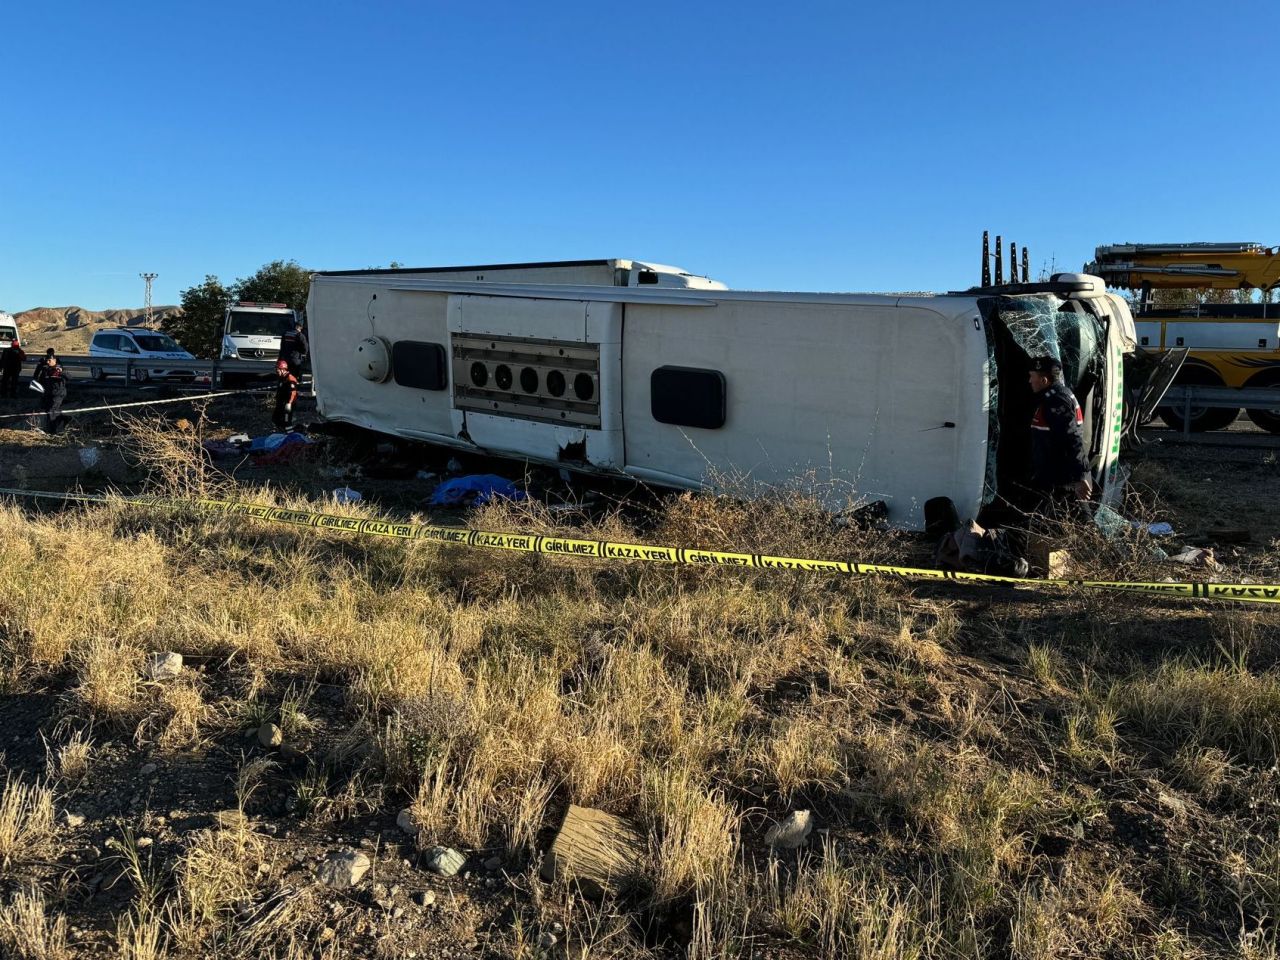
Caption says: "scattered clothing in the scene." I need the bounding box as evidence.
[934,519,1029,578]
[247,431,309,453]
[251,433,313,465]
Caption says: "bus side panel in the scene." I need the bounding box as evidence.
[309,282,456,440]
[620,300,989,528]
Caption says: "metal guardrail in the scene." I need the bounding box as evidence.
[1158,385,1279,437]
[1159,385,1279,406]
[20,355,301,386]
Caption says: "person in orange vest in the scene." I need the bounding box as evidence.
[272,359,299,430]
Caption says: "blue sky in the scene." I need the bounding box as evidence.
[2,1,1277,310]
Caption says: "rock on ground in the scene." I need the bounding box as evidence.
[317,850,371,889]
[396,808,419,835]
[425,846,466,877]
[765,810,814,850]
[146,652,183,681]
[258,723,283,748]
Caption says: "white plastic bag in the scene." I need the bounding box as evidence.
[332,487,363,505]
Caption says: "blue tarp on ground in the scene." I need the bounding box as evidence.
[248,432,309,453]
[428,474,527,507]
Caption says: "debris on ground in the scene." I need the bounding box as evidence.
[252,432,315,466]
[834,499,889,530]
[934,519,1027,577]
[428,474,528,508]
[331,486,362,504]
[1169,546,1222,571]
[541,804,646,896]
[203,439,247,459]
[1094,504,1170,559]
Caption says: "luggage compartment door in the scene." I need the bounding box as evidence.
[448,295,624,469]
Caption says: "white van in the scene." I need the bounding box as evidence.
[0,312,18,349]
[89,328,198,382]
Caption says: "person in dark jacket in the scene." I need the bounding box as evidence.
[33,351,68,433]
[278,320,308,376]
[1028,355,1092,511]
[272,359,299,430]
[0,338,24,398]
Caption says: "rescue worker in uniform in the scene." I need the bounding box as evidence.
[278,319,308,376]
[34,350,68,433]
[0,337,24,398]
[1027,355,1092,517]
[272,359,299,430]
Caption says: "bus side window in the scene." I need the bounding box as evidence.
[651,366,726,429]
[391,341,448,390]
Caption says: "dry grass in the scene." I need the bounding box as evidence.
[0,775,56,870]
[169,819,266,950]
[1112,660,1280,766]
[0,469,1276,956]
[43,728,93,786]
[0,886,69,960]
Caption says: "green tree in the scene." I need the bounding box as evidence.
[164,275,231,358]
[233,260,311,313]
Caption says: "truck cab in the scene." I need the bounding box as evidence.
[221,302,300,365]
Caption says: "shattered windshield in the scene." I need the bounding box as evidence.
[996,294,1103,388]
[227,311,294,337]
[978,293,1108,515]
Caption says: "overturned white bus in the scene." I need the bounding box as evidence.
[306,264,1136,530]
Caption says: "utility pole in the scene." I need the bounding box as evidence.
[140,272,158,327]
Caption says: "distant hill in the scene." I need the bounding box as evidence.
[11,305,182,354]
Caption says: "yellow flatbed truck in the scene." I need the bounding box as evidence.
[1088,243,1280,432]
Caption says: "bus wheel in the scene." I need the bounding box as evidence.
[1244,372,1280,434]
[1159,365,1239,432]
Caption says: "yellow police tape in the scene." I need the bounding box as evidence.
[4,488,1280,604]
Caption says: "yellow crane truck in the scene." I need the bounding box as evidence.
[1087,242,1280,432]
